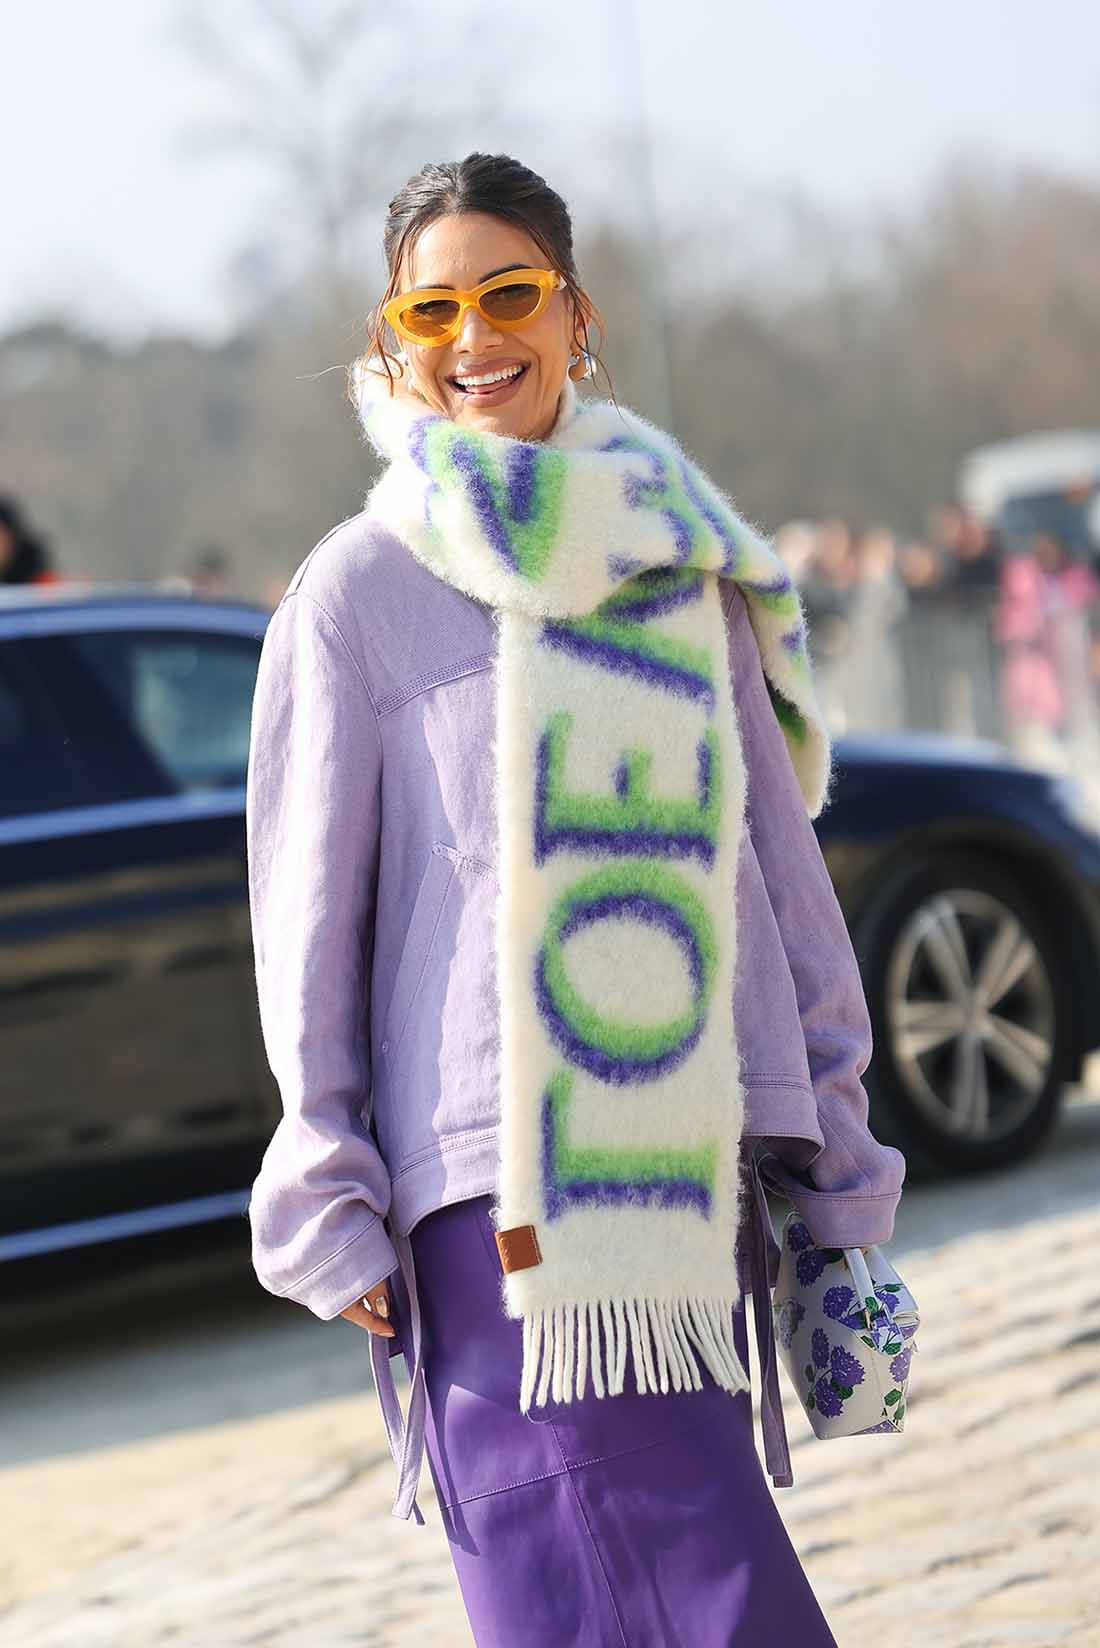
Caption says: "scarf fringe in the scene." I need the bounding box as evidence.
[518,1295,750,1411]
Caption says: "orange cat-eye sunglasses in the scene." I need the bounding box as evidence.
[382,267,565,348]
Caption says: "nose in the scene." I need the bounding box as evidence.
[456,300,504,352]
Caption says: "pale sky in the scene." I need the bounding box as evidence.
[3,0,1099,340]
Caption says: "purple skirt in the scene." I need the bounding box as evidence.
[396,1193,837,1647]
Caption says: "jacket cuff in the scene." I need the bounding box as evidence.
[258,1214,400,1321]
[757,1150,905,1248]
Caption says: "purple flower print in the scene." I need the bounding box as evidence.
[900,1321,919,1341]
[814,1376,844,1418]
[890,1347,912,1383]
[830,1346,865,1388]
[858,1418,897,1435]
[786,1221,813,1252]
[812,1328,830,1370]
[822,1284,868,1332]
[823,1285,856,1321]
[796,1248,827,1287]
[774,1299,805,1349]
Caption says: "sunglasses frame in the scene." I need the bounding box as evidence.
[382,266,565,348]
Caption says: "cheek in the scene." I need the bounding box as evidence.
[530,321,569,382]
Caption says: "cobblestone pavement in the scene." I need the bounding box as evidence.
[4,1108,1100,1646]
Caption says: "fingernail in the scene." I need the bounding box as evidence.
[376,1297,389,1318]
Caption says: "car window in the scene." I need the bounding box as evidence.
[0,641,92,819]
[68,629,263,795]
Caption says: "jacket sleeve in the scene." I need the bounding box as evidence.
[724,583,907,1247]
[244,588,399,1319]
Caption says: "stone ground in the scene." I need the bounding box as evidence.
[4,1091,1100,1647]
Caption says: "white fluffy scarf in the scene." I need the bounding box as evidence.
[355,362,831,1412]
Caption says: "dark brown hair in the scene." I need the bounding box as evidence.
[351,151,616,407]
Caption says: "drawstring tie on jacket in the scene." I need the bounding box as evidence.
[368,1228,428,1524]
[744,1149,794,1489]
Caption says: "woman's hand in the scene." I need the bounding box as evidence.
[339,1277,396,1338]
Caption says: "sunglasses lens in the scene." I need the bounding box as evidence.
[399,298,461,339]
[481,281,543,323]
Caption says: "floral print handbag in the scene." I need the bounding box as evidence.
[771,1211,921,1438]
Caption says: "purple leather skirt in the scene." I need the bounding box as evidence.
[393,1193,837,1647]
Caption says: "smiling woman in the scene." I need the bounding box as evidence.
[353,155,612,442]
[247,150,905,1647]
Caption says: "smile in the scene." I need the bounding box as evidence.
[450,362,529,397]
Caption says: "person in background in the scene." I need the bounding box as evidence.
[837,526,908,734]
[0,495,61,585]
[994,528,1072,769]
[186,543,230,597]
[929,505,1003,741]
[895,536,951,732]
[795,516,856,731]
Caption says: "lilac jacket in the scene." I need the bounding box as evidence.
[244,510,906,1502]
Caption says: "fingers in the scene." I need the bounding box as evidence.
[363,1279,392,1320]
[361,1278,396,1337]
[337,1278,396,1337]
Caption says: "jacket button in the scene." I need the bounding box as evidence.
[380,1039,389,1054]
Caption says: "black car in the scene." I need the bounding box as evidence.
[1,585,273,1263]
[821,731,1100,1176]
[3,590,1099,1269]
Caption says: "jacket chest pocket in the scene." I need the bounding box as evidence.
[378,841,499,1157]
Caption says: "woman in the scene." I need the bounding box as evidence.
[245,152,906,1646]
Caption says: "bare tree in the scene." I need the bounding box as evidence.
[174,0,533,317]
[175,0,412,311]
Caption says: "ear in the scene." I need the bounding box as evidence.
[564,280,597,344]
[567,283,595,351]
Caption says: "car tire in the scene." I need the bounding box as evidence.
[852,850,1070,1178]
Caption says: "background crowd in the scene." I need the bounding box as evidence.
[776,502,1100,806]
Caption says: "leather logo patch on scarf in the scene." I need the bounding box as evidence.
[495,1224,542,1273]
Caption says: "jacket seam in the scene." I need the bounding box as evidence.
[772,1187,899,1204]
[268,1214,386,1295]
[434,841,496,878]
[742,1074,815,1090]
[389,1125,500,1180]
[375,652,495,717]
[283,517,359,593]
[287,589,384,730]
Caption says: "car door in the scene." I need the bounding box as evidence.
[1,611,268,1252]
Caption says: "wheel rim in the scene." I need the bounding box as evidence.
[885,887,1057,1143]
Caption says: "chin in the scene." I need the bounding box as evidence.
[466,406,529,435]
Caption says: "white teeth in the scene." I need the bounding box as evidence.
[455,363,524,388]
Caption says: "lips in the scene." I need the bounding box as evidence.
[450,361,530,395]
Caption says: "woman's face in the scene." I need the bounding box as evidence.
[393,211,586,442]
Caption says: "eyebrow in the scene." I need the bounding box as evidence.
[411,262,530,292]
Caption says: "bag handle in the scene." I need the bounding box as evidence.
[844,1243,881,1333]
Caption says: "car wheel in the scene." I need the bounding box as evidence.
[852,851,1069,1177]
